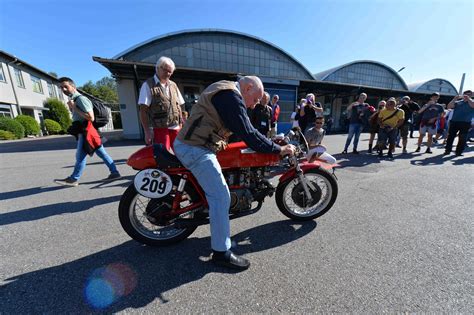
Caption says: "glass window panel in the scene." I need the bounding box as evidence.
[0,64,5,82]
[31,75,43,93]
[14,68,25,87]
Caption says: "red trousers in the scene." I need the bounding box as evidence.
[153,128,179,151]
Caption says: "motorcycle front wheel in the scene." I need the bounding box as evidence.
[118,184,198,246]
[276,168,338,221]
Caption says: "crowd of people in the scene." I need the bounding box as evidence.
[53,55,472,270]
[340,91,473,159]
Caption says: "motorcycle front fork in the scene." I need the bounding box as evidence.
[291,156,316,203]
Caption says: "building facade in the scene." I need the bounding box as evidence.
[94,29,459,138]
[0,50,114,132]
[0,51,68,124]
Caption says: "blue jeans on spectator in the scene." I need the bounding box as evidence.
[71,134,118,180]
[174,139,231,252]
[344,123,363,151]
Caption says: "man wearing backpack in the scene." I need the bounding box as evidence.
[415,92,444,154]
[54,77,121,187]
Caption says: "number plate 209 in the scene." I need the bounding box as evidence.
[133,169,172,199]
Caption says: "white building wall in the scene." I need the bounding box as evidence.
[117,79,141,139]
[0,60,17,104]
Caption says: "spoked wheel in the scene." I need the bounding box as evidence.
[276,168,338,221]
[118,184,198,246]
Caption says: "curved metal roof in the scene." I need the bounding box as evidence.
[114,28,315,80]
[314,60,408,90]
[407,78,458,95]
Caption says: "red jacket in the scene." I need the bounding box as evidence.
[271,103,280,127]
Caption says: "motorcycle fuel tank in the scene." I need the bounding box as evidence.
[217,142,280,169]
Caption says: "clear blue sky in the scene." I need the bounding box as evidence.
[1,0,473,91]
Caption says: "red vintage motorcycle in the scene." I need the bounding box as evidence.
[118,130,338,246]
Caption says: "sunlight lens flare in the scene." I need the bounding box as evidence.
[84,263,137,309]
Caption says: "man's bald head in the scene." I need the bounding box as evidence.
[239,76,264,109]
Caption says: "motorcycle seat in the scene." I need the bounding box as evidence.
[153,144,184,169]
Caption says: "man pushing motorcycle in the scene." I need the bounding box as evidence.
[173,76,296,270]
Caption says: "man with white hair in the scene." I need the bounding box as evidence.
[138,56,185,150]
[174,76,295,270]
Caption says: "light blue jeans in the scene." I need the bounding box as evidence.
[71,134,118,180]
[173,139,231,252]
[344,123,363,151]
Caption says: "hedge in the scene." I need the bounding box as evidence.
[44,119,63,135]
[0,130,16,140]
[0,117,25,139]
[14,115,40,136]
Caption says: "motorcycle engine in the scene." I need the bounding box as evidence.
[229,188,253,213]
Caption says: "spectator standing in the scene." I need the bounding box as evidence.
[299,93,323,133]
[377,97,405,159]
[54,77,120,186]
[415,92,444,154]
[368,101,385,153]
[138,56,185,150]
[290,100,303,129]
[444,90,474,156]
[398,96,420,153]
[250,91,272,136]
[269,94,281,137]
[342,93,371,154]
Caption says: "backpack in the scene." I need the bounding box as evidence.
[75,95,110,129]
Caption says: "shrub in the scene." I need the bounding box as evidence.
[44,98,72,132]
[0,117,25,139]
[44,119,62,135]
[0,130,16,140]
[14,114,40,136]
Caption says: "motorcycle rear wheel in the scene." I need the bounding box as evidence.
[276,168,338,221]
[118,184,198,246]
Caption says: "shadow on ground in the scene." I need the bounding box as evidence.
[0,195,121,226]
[0,132,142,154]
[0,220,316,313]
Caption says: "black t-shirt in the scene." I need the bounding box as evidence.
[399,102,420,124]
[349,103,370,124]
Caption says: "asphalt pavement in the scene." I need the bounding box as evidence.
[0,131,472,313]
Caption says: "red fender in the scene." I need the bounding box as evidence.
[279,160,339,183]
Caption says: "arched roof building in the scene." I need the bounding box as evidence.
[114,29,315,80]
[407,78,458,95]
[94,30,459,139]
[314,60,408,91]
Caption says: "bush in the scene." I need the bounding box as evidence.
[44,98,72,132]
[14,114,40,136]
[44,119,62,135]
[0,117,25,139]
[0,130,16,140]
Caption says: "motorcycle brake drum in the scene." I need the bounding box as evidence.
[290,181,322,208]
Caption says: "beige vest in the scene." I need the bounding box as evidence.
[147,78,181,128]
[177,80,238,153]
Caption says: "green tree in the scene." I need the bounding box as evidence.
[43,98,72,132]
[79,76,118,103]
